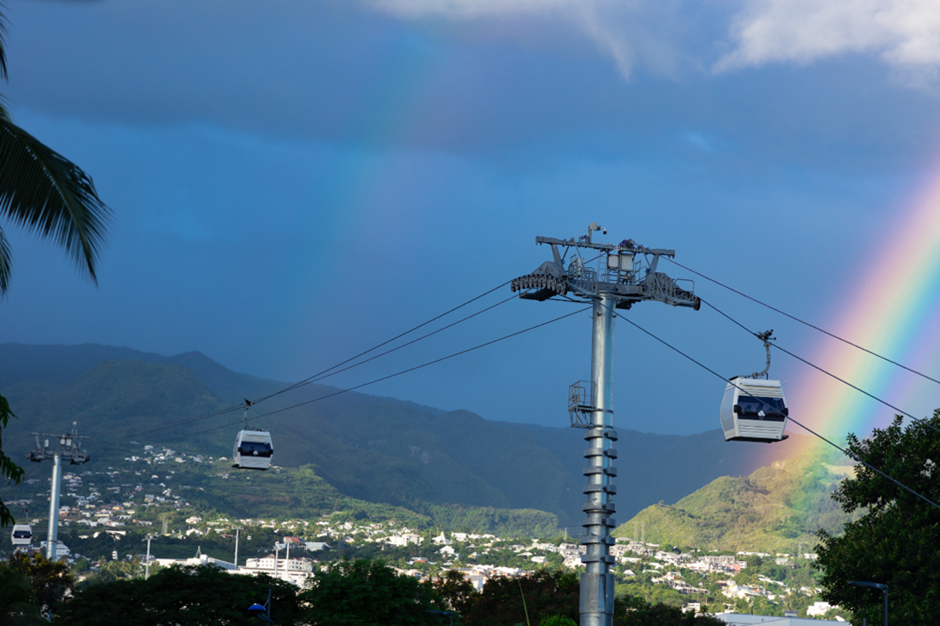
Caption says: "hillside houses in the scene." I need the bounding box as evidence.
[652,571,708,596]
[4,438,845,621]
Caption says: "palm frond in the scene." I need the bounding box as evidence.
[0,226,10,293]
[0,2,7,80]
[0,118,112,294]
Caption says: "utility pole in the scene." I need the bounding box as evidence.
[144,533,156,579]
[273,542,284,580]
[512,224,699,626]
[28,423,90,560]
[234,527,240,569]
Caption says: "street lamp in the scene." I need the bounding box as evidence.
[848,580,887,626]
[247,588,274,624]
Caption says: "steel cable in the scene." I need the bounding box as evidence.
[609,303,940,512]
[665,257,940,388]
[156,306,590,443]
[701,298,940,434]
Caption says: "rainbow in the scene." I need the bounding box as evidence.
[783,171,940,456]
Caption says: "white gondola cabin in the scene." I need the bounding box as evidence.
[719,377,789,443]
[232,429,274,470]
[11,524,32,546]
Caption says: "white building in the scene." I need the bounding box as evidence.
[154,552,236,571]
[239,556,313,587]
[39,541,70,558]
[387,533,423,547]
[807,602,835,617]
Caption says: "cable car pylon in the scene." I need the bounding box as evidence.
[512,223,700,626]
[28,422,90,560]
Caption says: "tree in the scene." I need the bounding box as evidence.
[7,552,74,618]
[815,412,940,626]
[0,5,112,525]
[613,595,723,626]
[53,564,301,626]
[463,569,579,626]
[81,558,145,585]
[299,558,443,626]
[431,569,480,620]
[0,396,23,526]
[0,563,41,625]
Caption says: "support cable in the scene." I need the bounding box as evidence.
[701,298,940,435]
[157,307,591,443]
[251,279,515,405]
[608,303,940,512]
[664,257,940,388]
[255,292,521,400]
[99,284,519,441]
[107,405,245,438]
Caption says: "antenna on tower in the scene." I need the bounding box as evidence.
[512,225,700,626]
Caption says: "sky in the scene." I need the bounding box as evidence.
[2,0,940,441]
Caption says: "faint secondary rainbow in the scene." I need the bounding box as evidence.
[782,170,940,458]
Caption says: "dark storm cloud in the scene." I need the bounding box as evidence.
[5,0,940,172]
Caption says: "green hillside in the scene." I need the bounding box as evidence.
[1,342,811,530]
[613,445,855,552]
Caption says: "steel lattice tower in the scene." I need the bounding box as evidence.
[512,224,700,626]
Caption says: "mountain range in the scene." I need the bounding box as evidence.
[1,342,815,530]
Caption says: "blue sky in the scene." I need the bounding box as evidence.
[2,0,940,436]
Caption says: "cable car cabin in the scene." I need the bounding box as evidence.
[719,378,789,443]
[11,524,32,546]
[232,430,274,470]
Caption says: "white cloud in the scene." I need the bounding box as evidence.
[363,0,686,79]
[718,0,940,74]
[366,0,940,83]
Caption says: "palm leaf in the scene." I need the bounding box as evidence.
[0,3,8,80]
[0,226,10,293]
[0,117,112,293]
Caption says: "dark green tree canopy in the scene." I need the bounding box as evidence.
[462,568,722,626]
[7,552,74,619]
[0,397,23,526]
[0,562,41,625]
[299,558,444,626]
[432,569,480,619]
[815,411,940,626]
[53,564,300,626]
[463,568,579,626]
